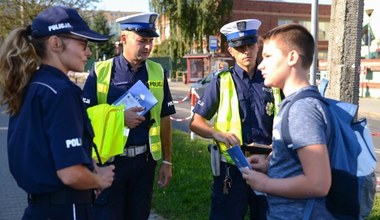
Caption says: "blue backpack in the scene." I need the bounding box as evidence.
[282,79,377,219]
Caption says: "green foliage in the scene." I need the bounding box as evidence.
[152,37,187,73]
[366,194,380,220]
[0,0,100,43]
[152,130,380,220]
[86,11,117,60]
[150,0,233,59]
[0,0,116,60]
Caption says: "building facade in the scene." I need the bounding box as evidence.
[231,0,331,59]
[96,0,380,97]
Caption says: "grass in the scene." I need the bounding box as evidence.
[367,194,380,220]
[152,129,380,220]
[152,130,213,220]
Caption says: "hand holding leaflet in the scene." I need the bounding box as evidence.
[113,80,158,116]
[226,146,251,172]
[226,145,266,196]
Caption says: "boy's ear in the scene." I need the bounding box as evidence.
[287,50,300,67]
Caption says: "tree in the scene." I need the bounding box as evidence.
[87,11,116,60]
[150,0,233,58]
[326,0,363,108]
[0,0,100,42]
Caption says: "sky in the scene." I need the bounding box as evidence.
[94,0,150,12]
[94,0,332,12]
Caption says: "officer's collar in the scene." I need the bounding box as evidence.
[39,64,71,80]
[233,64,258,80]
[120,55,145,72]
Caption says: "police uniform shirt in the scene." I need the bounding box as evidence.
[193,64,273,144]
[8,65,94,194]
[82,55,176,146]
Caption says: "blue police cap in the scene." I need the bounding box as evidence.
[116,12,159,38]
[31,6,108,42]
[220,19,261,47]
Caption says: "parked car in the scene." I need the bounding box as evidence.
[190,70,223,98]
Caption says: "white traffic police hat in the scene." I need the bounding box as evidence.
[116,12,159,37]
[220,19,261,47]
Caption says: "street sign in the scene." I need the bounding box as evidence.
[209,35,218,51]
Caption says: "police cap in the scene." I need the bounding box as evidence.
[220,19,261,47]
[116,12,159,38]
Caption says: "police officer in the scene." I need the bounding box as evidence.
[82,12,176,220]
[0,6,115,220]
[189,19,275,220]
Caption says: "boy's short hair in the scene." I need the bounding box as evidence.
[261,24,314,69]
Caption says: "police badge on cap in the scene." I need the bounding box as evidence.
[116,12,159,37]
[220,19,261,47]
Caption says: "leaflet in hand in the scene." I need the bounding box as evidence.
[227,145,266,196]
[226,145,251,172]
[113,80,158,116]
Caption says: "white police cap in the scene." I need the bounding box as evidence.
[220,19,261,47]
[116,12,159,37]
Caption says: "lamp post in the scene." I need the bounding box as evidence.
[366,9,374,59]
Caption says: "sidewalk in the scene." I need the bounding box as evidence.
[358,97,380,119]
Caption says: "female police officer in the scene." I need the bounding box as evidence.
[0,6,115,220]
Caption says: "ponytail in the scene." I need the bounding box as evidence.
[0,26,41,115]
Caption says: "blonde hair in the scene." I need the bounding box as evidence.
[0,27,43,115]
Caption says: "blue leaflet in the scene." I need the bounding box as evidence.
[227,145,266,196]
[226,146,251,172]
[113,80,158,116]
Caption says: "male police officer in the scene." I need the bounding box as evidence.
[82,12,176,220]
[189,19,275,220]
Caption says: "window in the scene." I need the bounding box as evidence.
[278,19,330,41]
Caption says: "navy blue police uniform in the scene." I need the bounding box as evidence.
[82,54,176,219]
[8,65,96,220]
[193,64,274,220]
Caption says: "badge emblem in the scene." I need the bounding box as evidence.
[266,102,274,116]
[236,21,247,31]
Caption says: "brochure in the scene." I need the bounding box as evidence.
[226,145,251,172]
[113,80,158,116]
[227,145,266,196]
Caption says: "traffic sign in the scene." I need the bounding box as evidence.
[209,35,218,51]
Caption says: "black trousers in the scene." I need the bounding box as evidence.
[93,152,157,220]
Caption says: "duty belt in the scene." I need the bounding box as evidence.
[220,143,272,163]
[120,144,148,157]
[28,189,94,205]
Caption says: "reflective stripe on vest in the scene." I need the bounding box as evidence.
[214,72,242,164]
[146,60,164,160]
[94,59,164,161]
[273,87,282,116]
[95,59,113,104]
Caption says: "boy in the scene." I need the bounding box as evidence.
[242,24,335,219]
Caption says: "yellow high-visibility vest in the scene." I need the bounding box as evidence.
[89,58,164,161]
[214,72,281,164]
[214,71,242,164]
[87,104,125,163]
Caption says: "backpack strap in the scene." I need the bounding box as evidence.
[281,89,326,146]
[281,89,327,220]
[319,78,329,97]
[302,199,315,220]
